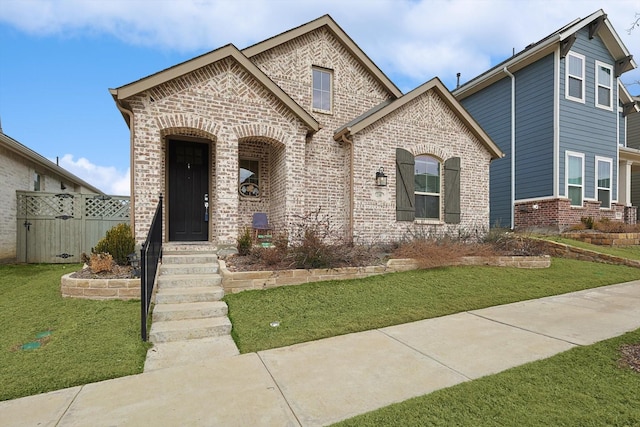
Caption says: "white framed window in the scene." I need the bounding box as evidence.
[566,151,584,207]
[312,67,332,112]
[565,52,585,103]
[595,61,613,110]
[33,172,42,191]
[414,155,440,220]
[595,156,612,209]
[238,159,260,197]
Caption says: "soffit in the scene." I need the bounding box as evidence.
[335,77,503,160]
[110,44,319,132]
[242,15,402,99]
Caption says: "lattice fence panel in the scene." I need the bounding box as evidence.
[84,196,130,219]
[17,192,78,219]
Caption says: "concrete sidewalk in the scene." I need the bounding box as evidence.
[2,280,639,427]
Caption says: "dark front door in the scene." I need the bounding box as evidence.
[168,140,209,241]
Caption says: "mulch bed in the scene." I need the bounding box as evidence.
[70,264,134,279]
[619,343,640,373]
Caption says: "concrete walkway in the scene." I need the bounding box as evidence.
[2,280,639,427]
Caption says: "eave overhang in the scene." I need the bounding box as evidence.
[620,146,640,164]
[109,44,319,133]
[243,15,403,99]
[454,9,637,100]
[0,132,104,194]
[335,77,504,160]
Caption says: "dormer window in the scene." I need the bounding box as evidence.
[595,61,613,110]
[312,67,332,113]
[566,52,585,103]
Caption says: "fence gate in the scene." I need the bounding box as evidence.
[16,191,130,263]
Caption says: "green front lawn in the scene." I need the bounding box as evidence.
[540,235,640,261]
[0,264,149,401]
[224,258,640,353]
[334,328,640,426]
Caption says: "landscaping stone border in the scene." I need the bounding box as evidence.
[535,240,640,269]
[561,232,640,246]
[60,273,139,300]
[219,256,551,294]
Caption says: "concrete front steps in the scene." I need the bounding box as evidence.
[145,244,239,372]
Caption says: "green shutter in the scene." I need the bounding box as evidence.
[396,148,415,221]
[444,157,461,224]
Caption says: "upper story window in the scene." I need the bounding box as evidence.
[239,159,259,197]
[566,151,584,207]
[595,61,613,110]
[312,67,332,113]
[414,155,441,220]
[596,156,612,209]
[33,172,42,191]
[566,52,585,103]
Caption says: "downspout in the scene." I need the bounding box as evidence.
[113,99,136,240]
[341,132,354,242]
[503,67,516,229]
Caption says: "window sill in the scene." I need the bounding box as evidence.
[414,219,443,225]
[312,108,333,115]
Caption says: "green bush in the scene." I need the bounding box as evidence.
[237,227,253,256]
[93,223,135,266]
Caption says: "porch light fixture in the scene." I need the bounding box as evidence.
[375,167,387,186]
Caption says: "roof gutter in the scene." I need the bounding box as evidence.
[112,97,136,239]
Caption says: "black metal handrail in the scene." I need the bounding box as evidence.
[141,195,163,341]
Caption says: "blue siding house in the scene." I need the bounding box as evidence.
[454,9,639,230]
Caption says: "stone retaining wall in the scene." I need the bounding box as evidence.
[561,232,640,246]
[535,240,640,269]
[220,255,551,293]
[60,273,140,300]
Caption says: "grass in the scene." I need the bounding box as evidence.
[538,235,640,261]
[333,328,640,426]
[0,264,150,401]
[224,258,640,353]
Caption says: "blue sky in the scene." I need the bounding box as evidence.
[1,0,638,195]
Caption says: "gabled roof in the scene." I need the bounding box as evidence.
[243,15,402,99]
[0,131,104,194]
[110,44,319,132]
[620,83,640,116]
[334,77,503,160]
[454,9,637,99]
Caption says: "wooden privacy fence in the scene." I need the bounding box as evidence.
[16,191,130,263]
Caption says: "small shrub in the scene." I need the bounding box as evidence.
[237,227,252,256]
[89,253,113,273]
[93,223,135,266]
[581,216,595,229]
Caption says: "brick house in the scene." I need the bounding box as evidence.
[0,128,103,263]
[110,15,502,246]
[453,9,639,230]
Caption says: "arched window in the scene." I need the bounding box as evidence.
[414,155,440,220]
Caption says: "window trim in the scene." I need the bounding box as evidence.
[565,52,585,103]
[566,151,584,207]
[595,156,612,209]
[414,154,441,221]
[312,67,333,114]
[238,158,260,198]
[594,60,613,111]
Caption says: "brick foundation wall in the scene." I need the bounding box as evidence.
[515,198,630,231]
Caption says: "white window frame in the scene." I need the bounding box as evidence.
[566,151,584,207]
[565,52,585,103]
[312,67,332,113]
[595,61,613,110]
[595,156,612,209]
[414,155,441,220]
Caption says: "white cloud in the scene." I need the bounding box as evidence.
[2,0,638,91]
[55,154,130,196]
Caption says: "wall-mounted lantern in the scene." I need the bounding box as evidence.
[375,167,387,186]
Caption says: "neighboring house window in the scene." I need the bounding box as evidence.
[566,52,585,103]
[239,159,259,197]
[595,61,613,110]
[33,172,42,191]
[396,148,461,224]
[596,157,612,209]
[566,152,584,207]
[414,155,441,220]
[312,67,332,112]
